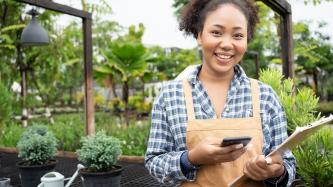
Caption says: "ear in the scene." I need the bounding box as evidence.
[196,32,202,46]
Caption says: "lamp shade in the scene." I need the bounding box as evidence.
[20,9,49,46]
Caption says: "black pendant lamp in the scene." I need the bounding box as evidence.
[21,9,49,46]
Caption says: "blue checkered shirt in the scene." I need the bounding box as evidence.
[145,65,296,186]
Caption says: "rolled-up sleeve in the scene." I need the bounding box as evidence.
[145,91,196,186]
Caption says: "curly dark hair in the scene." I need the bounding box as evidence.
[179,0,259,41]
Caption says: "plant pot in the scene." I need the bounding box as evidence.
[79,165,123,187]
[16,159,57,187]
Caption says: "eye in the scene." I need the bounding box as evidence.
[211,30,222,37]
[234,33,245,40]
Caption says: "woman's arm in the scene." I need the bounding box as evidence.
[145,97,196,185]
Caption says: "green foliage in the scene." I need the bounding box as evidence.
[96,113,151,156]
[293,127,333,186]
[108,98,125,113]
[300,0,333,5]
[128,95,152,114]
[149,46,201,80]
[1,113,151,156]
[0,123,24,147]
[16,125,58,166]
[259,69,319,133]
[0,81,13,127]
[77,131,122,172]
[48,119,84,152]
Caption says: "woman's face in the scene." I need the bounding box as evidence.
[197,4,248,76]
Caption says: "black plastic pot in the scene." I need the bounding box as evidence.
[79,165,123,187]
[16,159,57,187]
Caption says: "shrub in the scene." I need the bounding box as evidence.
[259,69,333,185]
[0,123,24,147]
[108,97,125,113]
[293,127,333,186]
[0,81,13,127]
[259,69,319,133]
[16,125,58,165]
[77,131,122,172]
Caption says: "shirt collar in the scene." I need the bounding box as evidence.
[187,64,248,85]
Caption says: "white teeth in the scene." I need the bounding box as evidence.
[216,54,232,59]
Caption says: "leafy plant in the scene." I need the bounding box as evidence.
[16,125,58,165]
[0,81,13,128]
[259,68,319,133]
[0,123,24,147]
[293,127,333,186]
[77,131,122,172]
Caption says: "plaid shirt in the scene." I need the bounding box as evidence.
[145,65,296,186]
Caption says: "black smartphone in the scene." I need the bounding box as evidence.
[221,136,252,147]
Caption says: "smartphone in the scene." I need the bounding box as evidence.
[221,136,252,147]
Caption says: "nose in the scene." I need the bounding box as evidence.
[218,35,233,51]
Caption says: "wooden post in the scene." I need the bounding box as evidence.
[17,0,95,135]
[280,13,294,78]
[83,17,94,136]
[259,0,294,78]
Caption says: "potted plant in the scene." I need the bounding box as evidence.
[77,131,122,187]
[16,124,58,187]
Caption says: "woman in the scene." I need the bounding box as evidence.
[145,0,296,186]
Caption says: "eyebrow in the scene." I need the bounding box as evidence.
[213,24,244,30]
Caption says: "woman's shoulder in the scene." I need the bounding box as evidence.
[153,80,185,106]
[246,78,276,95]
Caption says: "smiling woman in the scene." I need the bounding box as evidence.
[145,0,296,187]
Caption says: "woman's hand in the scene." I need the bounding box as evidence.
[243,153,285,181]
[188,137,247,165]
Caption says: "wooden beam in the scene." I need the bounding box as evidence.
[259,0,294,78]
[17,0,91,19]
[83,18,95,136]
[17,0,95,134]
[260,0,291,15]
[280,14,294,78]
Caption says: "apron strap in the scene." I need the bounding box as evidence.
[250,79,260,118]
[183,79,196,120]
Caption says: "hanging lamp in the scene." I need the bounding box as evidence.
[20,9,49,46]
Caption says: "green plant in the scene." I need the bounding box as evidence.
[259,68,333,185]
[16,125,58,165]
[0,123,25,147]
[77,131,122,172]
[293,127,333,186]
[108,98,125,113]
[0,81,13,128]
[259,68,319,133]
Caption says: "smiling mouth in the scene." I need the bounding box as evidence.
[214,53,234,63]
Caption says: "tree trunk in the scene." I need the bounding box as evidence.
[30,71,54,124]
[108,75,117,98]
[313,70,318,95]
[141,77,145,103]
[123,81,129,127]
[17,44,28,127]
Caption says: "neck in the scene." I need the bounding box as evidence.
[198,64,235,84]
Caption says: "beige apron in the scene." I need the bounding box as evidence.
[181,79,265,187]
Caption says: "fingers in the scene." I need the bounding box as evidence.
[268,153,283,165]
[219,144,244,154]
[216,146,247,162]
[244,155,286,181]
